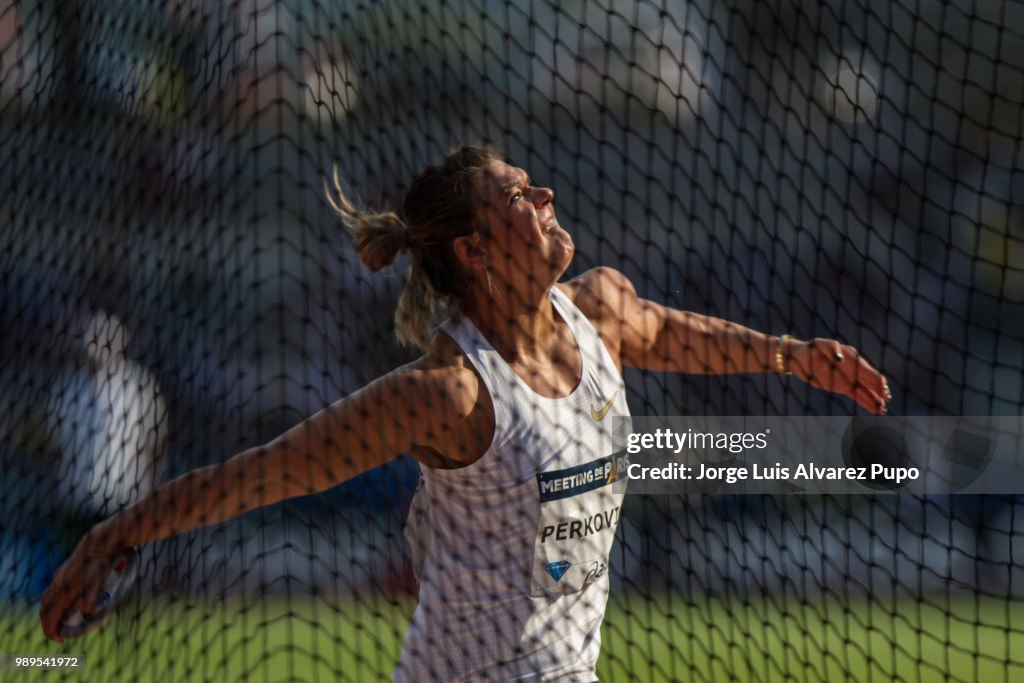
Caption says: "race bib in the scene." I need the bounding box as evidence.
[530,452,630,595]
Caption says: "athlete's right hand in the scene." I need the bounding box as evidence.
[39,532,118,642]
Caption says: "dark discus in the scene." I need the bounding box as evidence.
[57,547,140,638]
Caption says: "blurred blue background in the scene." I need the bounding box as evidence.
[0,0,1022,616]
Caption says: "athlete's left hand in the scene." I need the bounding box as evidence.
[40,532,117,642]
[786,337,890,415]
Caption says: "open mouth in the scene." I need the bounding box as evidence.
[542,218,558,235]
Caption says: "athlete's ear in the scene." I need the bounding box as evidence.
[452,233,490,274]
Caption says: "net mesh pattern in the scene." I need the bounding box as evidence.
[1,0,1023,680]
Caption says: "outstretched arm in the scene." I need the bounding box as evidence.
[89,371,433,548]
[40,364,475,641]
[568,267,890,414]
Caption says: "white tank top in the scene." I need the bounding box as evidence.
[394,287,631,683]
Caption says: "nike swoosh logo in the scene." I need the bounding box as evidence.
[590,392,617,421]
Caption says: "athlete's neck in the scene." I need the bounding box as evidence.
[462,285,563,362]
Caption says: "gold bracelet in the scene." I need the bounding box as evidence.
[775,334,794,375]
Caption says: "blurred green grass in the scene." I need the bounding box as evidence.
[3,592,1024,682]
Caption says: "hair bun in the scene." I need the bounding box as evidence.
[325,166,409,271]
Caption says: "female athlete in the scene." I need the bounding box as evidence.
[41,145,890,681]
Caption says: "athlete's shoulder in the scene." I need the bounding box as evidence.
[395,331,494,466]
[396,331,482,421]
[558,267,658,370]
[558,266,639,323]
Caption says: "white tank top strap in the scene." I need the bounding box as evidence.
[549,285,624,391]
[438,310,502,385]
[438,311,515,431]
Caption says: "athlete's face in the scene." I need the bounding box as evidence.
[473,160,574,291]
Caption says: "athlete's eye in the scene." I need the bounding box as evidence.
[509,191,523,205]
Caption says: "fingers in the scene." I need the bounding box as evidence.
[40,566,66,642]
[849,350,888,398]
[40,583,72,643]
[815,340,884,390]
[77,583,103,623]
[862,355,885,392]
[39,550,109,642]
[40,610,60,642]
[840,352,889,413]
[41,585,100,643]
[812,338,891,413]
[852,383,888,415]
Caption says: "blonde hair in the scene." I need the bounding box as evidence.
[325,145,501,349]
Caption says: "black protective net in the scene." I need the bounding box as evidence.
[1,0,1023,681]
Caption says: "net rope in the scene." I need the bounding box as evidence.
[1,0,1022,680]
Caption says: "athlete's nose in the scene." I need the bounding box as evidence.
[530,186,554,207]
